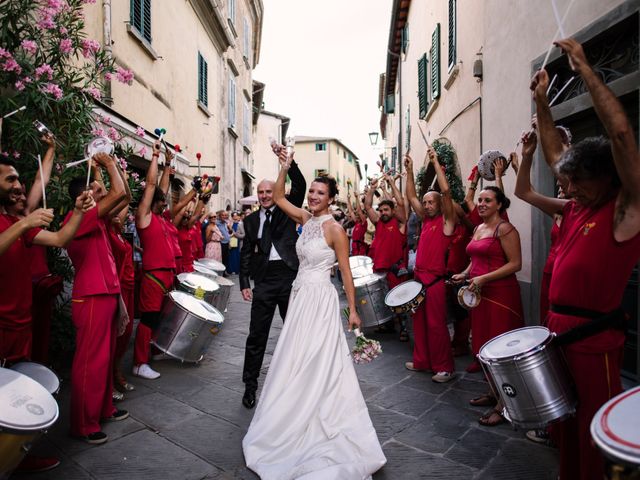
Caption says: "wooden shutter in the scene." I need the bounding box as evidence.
[430,24,441,100]
[418,54,428,118]
[198,53,208,106]
[130,0,151,42]
[228,76,236,128]
[402,24,409,53]
[142,0,151,42]
[385,94,395,114]
[448,0,456,69]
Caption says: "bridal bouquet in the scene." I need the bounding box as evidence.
[351,329,383,364]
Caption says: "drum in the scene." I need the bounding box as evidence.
[385,280,425,314]
[195,258,226,276]
[9,362,60,396]
[457,285,481,309]
[210,276,234,313]
[353,273,393,328]
[0,368,59,479]
[152,291,224,363]
[176,272,220,305]
[478,326,576,429]
[193,263,219,280]
[477,150,507,181]
[591,386,640,478]
[349,256,373,279]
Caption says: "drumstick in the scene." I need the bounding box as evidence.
[548,76,576,107]
[86,157,92,190]
[540,0,577,70]
[2,105,26,119]
[546,74,557,96]
[416,122,430,147]
[65,157,90,168]
[36,154,47,209]
[550,0,566,39]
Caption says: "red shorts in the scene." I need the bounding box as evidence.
[139,270,174,313]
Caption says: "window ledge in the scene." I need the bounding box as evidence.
[243,55,251,69]
[198,101,212,117]
[243,145,251,154]
[425,98,440,121]
[126,24,159,60]
[227,18,238,38]
[228,126,238,138]
[444,64,460,90]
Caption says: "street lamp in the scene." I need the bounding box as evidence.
[368,131,379,146]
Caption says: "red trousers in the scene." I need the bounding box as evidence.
[411,276,454,372]
[0,326,31,364]
[114,285,134,363]
[556,346,623,480]
[135,270,173,365]
[31,275,63,364]
[70,294,118,436]
[539,271,551,326]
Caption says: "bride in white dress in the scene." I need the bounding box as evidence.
[242,149,386,479]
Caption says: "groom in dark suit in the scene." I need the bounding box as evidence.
[239,158,306,408]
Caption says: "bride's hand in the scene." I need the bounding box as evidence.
[347,311,362,331]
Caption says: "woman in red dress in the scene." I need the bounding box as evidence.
[452,186,523,426]
[346,191,368,256]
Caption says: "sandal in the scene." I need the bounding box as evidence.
[478,408,506,427]
[469,394,497,407]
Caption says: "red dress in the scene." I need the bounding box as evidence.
[178,226,195,273]
[371,217,407,289]
[548,197,640,480]
[351,220,368,256]
[466,223,524,356]
[448,223,472,350]
[539,221,561,326]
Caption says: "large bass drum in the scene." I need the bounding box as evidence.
[0,368,59,479]
[353,273,393,328]
[152,291,224,363]
[176,272,220,305]
[478,326,577,429]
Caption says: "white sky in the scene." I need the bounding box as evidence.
[253,0,393,178]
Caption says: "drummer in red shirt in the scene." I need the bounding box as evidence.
[346,190,368,256]
[364,174,409,339]
[404,148,456,382]
[64,152,129,444]
[133,142,176,380]
[532,39,640,480]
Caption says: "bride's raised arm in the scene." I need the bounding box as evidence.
[274,147,311,225]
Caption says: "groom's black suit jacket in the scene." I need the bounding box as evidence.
[239,161,306,290]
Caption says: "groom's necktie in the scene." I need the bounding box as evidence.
[261,209,272,255]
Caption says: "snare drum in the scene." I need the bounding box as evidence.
[193,263,219,280]
[9,362,60,396]
[478,326,577,429]
[177,272,220,305]
[353,273,393,328]
[195,258,226,276]
[591,386,640,477]
[211,276,234,313]
[0,368,59,479]
[385,280,425,314]
[152,291,224,363]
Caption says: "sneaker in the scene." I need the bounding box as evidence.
[526,429,552,446]
[15,455,61,473]
[78,431,108,445]
[132,363,161,379]
[432,371,456,383]
[103,409,129,422]
[112,389,124,402]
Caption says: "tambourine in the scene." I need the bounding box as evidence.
[85,136,114,158]
[477,150,507,181]
[457,285,481,309]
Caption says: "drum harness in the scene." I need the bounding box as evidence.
[551,305,627,346]
[140,270,172,329]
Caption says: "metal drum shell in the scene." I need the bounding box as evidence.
[211,276,234,313]
[195,258,226,275]
[353,273,393,328]
[193,263,219,281]
[479,331,577,429]
[176,272,219,305]
[152,291,224,363]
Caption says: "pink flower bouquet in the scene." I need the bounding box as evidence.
[351,328,382,365]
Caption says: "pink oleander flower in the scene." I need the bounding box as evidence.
[104,72,112,81]
[91,127,105,137]
[55,163,62,173]
[35,64,54,80]
[138,146,147,157]
[116,66,133,85]
[0,48,11,59]
[84,86,101,100]
[59,26,68,35]
[135,126,145,137]
[81,39,101,58]
[140,181,146,188]
[107,127,120,141]
[0,152,8,158]
[41,82,63,100]
[23,76,33,84]
[131,171,140,180]
[21,40,38,55]
[36,13,56,30]
[118,157,128,170]
[14,80,25,91]
[12,151,20,159]
[47,0,64,8]
[100,115,111,124]
[59,38,72,54]
[2,58,22,74]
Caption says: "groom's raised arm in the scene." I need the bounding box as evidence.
[285,160,306,208]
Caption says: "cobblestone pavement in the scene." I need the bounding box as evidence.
[16,274,559,479]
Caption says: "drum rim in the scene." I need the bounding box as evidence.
[457,285,481,309]
[9,362,61,395]
[353,272,387,287]
[478,326,552,362]
[384,280,424,307]
[177,272,220,292]
[0,369,60,431]
[168,291,224,324]
[591,385,640,466]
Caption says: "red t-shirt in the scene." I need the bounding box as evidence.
[163,215,182,259]
[447,223,471,274]
[414,215,452,279]
[178,226,194,269]
[371,217,406,271]
[107,223,135,289]
[138,213,176,271]
[0,214,41,329]
[64,206,120,298]
[29,244,50,281]
[191,221,204,259]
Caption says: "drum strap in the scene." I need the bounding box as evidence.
[419,275,445,290]
[145,271,169,294]
[552,305,627,346]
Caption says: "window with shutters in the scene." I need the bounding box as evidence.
[384,94,395,114]
[402,23,409,54]
[228,0,235,23]
[315,143,327,152]
[228,75,236,129]
[448,0,457,71]
[130,0,151,43]
[198,52,208,107]
[243,18,251,63]
[430,24,441,100]
[418,54,429,118]
[243,101,250,146]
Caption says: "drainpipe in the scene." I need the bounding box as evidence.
[102,0,113,105]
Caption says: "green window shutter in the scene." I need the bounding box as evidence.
[143,0,151,42]
[385,94,395,114]
[130,0,151,43]
[402,24,409,53]
[418,54,428,118]
[448,0,456,69]
[430,24,441,100]
[198,53,208,106]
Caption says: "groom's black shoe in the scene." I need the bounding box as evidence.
[242,389,256,409]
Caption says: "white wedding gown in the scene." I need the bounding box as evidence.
[242,214,386,480]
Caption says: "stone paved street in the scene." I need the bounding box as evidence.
[17,275,558,479]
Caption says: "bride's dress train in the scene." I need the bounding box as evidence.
[242,214,386,479]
